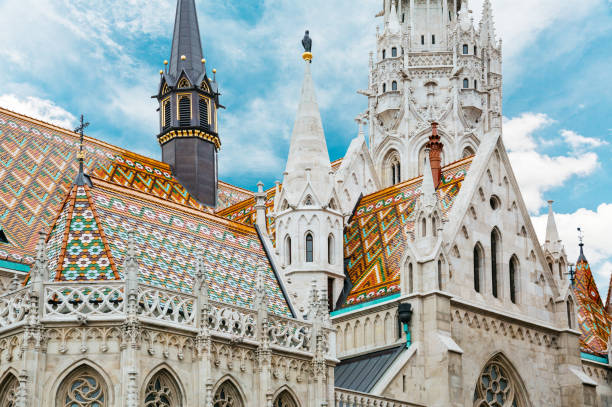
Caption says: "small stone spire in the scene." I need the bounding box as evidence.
[386,0,401,34]
[479,0,496,43]
[421,149,437,207]
[254,181,268,232]
[545,200,560,244]
[281,35,333,206]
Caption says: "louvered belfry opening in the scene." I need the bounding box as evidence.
[178,96,191,127]
[163,100,172,130]
[199,97,209,130]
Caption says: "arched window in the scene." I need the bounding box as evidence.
[473,355,528,407]
[382,83,387,93]
[178,95,191,127]
[474,80,477,90]
[213,381,243,407]
[199,96,210,130]
[306,233,314,263]
[328,234,335,264]
[421,35,425,45]
[145,370,182,407]
[385,150,401,186]
[408,263,414,293]
[392,81,398,91]
[0,373,19,407]
[462,146,475,158]
[474,45,478,55]
[273,390,298,407]
[391,47,397,57]
[509,255,519,304]
[567,298,574,329]
[559,259,566,280]
[474,244,483,293]
[547,260,553,273]
[57,366,107,407]
[463,78,469,89]
[432,35,436,45]
[432,217,437,237]
[421,218,427,237]
[463,44,469,54]
[382,49,386,59]
[437,260,443,290]
[285,235,292,266]
[491,229,500,298]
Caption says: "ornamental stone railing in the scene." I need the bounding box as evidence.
[0,277,333,359]
[0,286,29,329]
[334,388,423,407]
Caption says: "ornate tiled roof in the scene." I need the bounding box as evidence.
[573,245,611,356]
[217,185,279,245]
[0,107,251,265]
[342,157,472,308]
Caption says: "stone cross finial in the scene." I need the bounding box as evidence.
[124,230,139,294]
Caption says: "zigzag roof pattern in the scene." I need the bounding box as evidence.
[0,107,251,266]
[342,157,472,308]
[572,245,611,356]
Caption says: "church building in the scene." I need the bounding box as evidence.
[0,0,610,406]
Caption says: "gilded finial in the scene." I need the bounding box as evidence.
[163,60,168,65]
[212,68,216,74]
[181,55,186,61]
[201,58,206,64]
[159,70,163,75]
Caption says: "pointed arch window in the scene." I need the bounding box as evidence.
[432,217,437,237]
[509,255,519,304]
[306,233,314,263]
[213,381,243,407]
[285,235,292,266]
[474,45,478,55]
[473,357,527,407]
[382,49,386,59]
[437,260,443,290]
[474,244,483,293]
[0,373,19,407]
[567,298,575,329]
[408,263,414,293]
[421,218,427,237]
[178,95,191,127]
[491,229,500,298]
[144,370,182,407]
[56,366,107,407]
[273,391,298,407]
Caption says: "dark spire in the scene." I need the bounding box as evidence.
[577,227,588,263]
[169,0,205,83]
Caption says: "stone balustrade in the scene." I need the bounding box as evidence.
[334,388,423,407]
[0,280,331,357]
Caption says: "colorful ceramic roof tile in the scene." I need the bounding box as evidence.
[47,184,119,281]
[0,107,253,264]
[572,245,611,356]
[342,157,472,308]
[217,185,279,245]
[605,269,612,315]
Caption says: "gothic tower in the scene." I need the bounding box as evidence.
[363,0,502,186]
[274,45,344,317]
[155,0,221,207]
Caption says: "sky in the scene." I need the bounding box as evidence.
[0,0,610,295]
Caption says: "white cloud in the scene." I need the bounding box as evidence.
[532,203,612,297]
[0,94,76,129]
[503,113,599,213]
[561,129,608,149]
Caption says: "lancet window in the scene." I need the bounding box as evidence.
[56,366,107,407]
[0,374,19,407]
[144,370,182,407]
[273,391,298,407]
[491,229,501,298]
[213,381,243,407]
[306,233,314,263]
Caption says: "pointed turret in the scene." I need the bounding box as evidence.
[169,0,205,83]
[281,52,333,207]
[545,200,561,244]
[479,0,496,45]
[274,35,344,318]
[156,0,221,208]
[385,0,401,35]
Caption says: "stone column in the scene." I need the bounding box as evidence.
[255,266,273,407]
[194,252,213,406]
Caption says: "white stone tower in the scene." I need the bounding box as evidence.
[363,0,502,186]
[274,48,344,317]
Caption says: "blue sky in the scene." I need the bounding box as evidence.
[0,0,611,294]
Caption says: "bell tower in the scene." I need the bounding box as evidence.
[155,0,221,207]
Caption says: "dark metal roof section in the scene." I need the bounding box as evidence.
[169,0,204,84]
[335,345,404,393]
